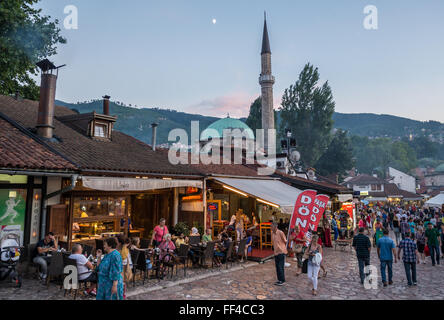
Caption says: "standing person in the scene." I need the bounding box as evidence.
[235,210,244,242]
[352,227,372,285]
[306,234,323,296]
[271,222,287,286]
[377,229,397,287]
[398,233,419,286]
[290,225,308,275]
[96,237,124,300]
[388,210,395,230]
[393,215,401,246]
[415,226,426,264]
[440,224,444,260]
[331,216,339,242]
[323,215,332,248]
[400,217,410,240]
[425,223,440,266]
[150,218,169,248]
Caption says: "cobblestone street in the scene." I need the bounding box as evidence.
[1,233,443,300]
[130,235,444,300]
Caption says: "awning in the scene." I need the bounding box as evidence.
[81,176,202,191]
[338,194,353,202]
[212,177,302,214]
[425,192,444,208]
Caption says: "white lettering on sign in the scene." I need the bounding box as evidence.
[301,195,312,204]
[298,206,310,216]
[295,218,307,229]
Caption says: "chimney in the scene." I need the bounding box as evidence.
[103,95,110,115]
[36,59,64,139]
[151,123,158,151]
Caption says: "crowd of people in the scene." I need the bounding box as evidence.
[352,204,443,287]
[271,203,444,295]
[32,217,255,300]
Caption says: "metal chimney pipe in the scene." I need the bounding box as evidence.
[103,95,110,115]
[151,123,158,151]
[37,73,57,139]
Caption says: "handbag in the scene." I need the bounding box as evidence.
[424,244,430,257]
[302,259,308,274]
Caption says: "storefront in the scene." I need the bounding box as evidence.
[205,177,302,261]
[54,176,203,249]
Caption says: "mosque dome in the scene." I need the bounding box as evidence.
[200,116,255,141]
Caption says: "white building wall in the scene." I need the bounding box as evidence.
[425,174,444,187]
[46,176,63,205]
[388,167,416,193]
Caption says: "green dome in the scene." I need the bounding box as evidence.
[435,164,444,172]
[200,117,255,141]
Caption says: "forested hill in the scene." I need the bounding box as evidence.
[56,99,443,145]
[332,112,443,139]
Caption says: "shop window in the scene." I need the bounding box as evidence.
[73,196,126,218]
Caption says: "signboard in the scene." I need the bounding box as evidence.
[0,189,26,245]
[207,200,221,221]
[289,190,329,235]
[30,190,41,244]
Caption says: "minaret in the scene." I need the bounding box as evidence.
[259,12,275,151]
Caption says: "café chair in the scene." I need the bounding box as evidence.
[62,256,91,300]
[225,241,234,269]
[129,249,140,287]
[201,241,216,269]
[188,236,200,245]
[140,238,150,249]
[46,252,64,287]
[236,238,248,263]
[134,250,148,285]
[176,244,190,277]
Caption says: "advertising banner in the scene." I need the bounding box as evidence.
[289,189,317,233]
[0,189,26,245]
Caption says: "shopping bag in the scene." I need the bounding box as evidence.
[424,245,430,257]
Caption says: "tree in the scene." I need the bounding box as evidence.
[0,0,66,99]
[279,63,335,167]
[245,97,262,132]
[315,129,354,181]
[245,96,278,133]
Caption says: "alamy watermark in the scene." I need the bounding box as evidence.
[363,5,378,30]
[167,121,276,175]
[64,5,78,30]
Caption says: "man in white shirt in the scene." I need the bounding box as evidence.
[69,244,97,296]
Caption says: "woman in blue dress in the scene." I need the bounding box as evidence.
[96,237,124,300]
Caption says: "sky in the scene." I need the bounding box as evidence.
[35,0,444,121]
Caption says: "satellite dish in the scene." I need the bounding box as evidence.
[290,150,301,162]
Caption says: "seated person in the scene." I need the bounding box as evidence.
[33,232,58,281]
[175,233,189,249]
[202,228,212,243]
[214,233,231,265]
[189,227,200,237]
[69,244,97,296]
[243,230,253,262]
[158,234,176,262]
[129,237,146,252]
